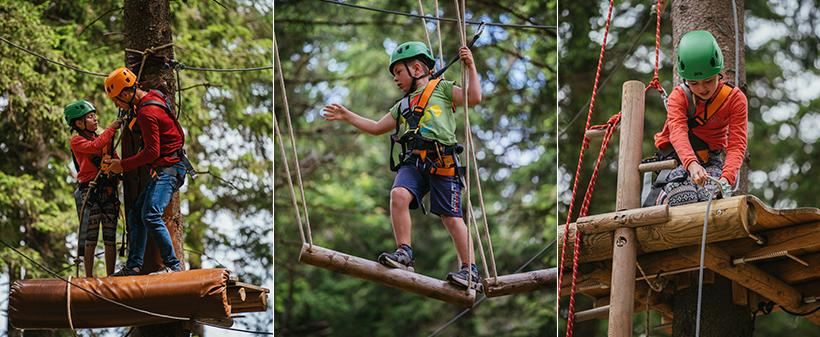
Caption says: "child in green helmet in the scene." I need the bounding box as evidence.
[651,30,748,206]
[322,41,484,292]
[65,100,122,277]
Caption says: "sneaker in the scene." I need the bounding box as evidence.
[108,267,140,277]
[446,268,484,293]
[378,248,414,272]
[149,266,182,275]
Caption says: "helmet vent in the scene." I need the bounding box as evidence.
[710,57,716,67]
[680,61,685,71]
[125,77,131,83]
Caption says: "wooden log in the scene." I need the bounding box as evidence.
[678,244,820,324]
[298,244,475,307]
[757,252,820,285]
[575,305,610,322]
[484,268,557,298]
[558,196,750,265]
[720,221,820,259]
[609,80,645,337]
[231,290,268,313]
[746,195,820,231]
[585,125,620,139]
[575,205,668,234]
[732,281,748,306]
[638,159,677,173]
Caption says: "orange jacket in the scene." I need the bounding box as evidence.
[70,128,120,183]
[653,80,748,184]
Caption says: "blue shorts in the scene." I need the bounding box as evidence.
[392,154,463,217]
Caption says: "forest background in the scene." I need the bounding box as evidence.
[0,0,273,336]
[274,0,558,336]
[558,0,820,335]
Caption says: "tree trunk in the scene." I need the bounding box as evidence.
[672,274,752,337]
[671,0,751,334]
[122,0,187,336]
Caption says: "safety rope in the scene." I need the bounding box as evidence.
[433,0,445,71]
[273,33,313,248]
[416,0,434,62]
[557,0,614,334]
[695,186,716,337]
[125,43,175,84]
[66,275,78,337]
[319,0,556,30]
[452,0,473,293]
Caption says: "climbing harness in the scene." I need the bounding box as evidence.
[137,89,198,181]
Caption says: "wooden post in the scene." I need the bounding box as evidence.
[298,244,476,307]
[608,80,644,336]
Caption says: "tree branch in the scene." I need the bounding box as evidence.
[78,7,123,37]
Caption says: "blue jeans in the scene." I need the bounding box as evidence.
[125,165,185,270]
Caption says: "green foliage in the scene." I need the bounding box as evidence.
[275,0,557,335]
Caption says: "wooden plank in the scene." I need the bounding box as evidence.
[678,244,820,325]
[298,244,475,308]
[484,268,557,298]
[232,290,268,313]
[638,159,677,173]
[720,221,820,258]
[747,195,820,231]
[732,281,748,306]
[559,196,750,265]
[757,252,820,285]
[575,205,668,234]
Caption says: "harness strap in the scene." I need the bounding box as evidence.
[681,82,734,130]
[136,90,198,180]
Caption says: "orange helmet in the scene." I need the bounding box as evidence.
[105,67,137,99]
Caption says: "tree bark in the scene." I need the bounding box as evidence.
[122,0,186,336]
[671,2,749,334]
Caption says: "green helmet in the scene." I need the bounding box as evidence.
[677,30,723,81]
[64,100,96,126]
[389,41,435,75]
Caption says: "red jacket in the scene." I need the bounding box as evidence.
[121,90,184,172]
[70,128,120,183]
[654,80,748,184]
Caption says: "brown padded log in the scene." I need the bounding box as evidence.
[9,269,230,329]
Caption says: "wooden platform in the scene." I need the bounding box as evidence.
[559,195,820,325]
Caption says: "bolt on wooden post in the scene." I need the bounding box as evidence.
[608,80,645,336]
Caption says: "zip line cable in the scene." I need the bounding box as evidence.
[319,0,556,30]
[428,239,557,337]
[1,36,271,77]
[0,237,273,335]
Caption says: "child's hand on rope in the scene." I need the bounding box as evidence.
[104,158,123,174]
[687,162,708,186]
[109,119,123,130]
[322,104,351,122]
[459,46,475,68]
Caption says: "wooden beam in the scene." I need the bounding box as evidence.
[575,205,668,235]
[638,159,677,173]
[678,244,820,324]
[558,196,750,265]
[585,125,620,139]
[576,305,610,322]
[231,289,268,313]
[484,268,557,298]
[298,244,475,308]
[757,252,820,285]
[746,195,820,231]
[720,221,820,259]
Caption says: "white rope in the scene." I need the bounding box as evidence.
[416,0,434,61]
[452,0,473,293]
[66,275,78,337]
[731,0,740,85]
[273,33,313,248]
[433,0,445,71]
[695,192,715,337]
[124,43,174,84]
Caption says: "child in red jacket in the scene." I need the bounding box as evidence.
[652,30,748,206]
[65,100,122,277]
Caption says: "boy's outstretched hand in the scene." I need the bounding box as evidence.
[323,104,351,122]
[459,46,475,68]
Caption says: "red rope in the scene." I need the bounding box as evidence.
[558,1,614,336]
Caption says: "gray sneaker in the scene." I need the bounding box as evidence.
[108,266,140,277]
[446,268,484,293]
[378,248,414,272]
[149,266,182,275]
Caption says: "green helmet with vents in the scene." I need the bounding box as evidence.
[677,30,723,81]
[389,41,435,75]
[64,100,96,126]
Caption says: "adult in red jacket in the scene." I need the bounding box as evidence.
[653,30,748,206]
[103,67,185,276]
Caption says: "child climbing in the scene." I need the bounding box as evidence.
[322,41,484,291]
[65,100,122,277]
[652,30,748,206]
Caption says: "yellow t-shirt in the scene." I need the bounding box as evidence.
[389,80,457,146]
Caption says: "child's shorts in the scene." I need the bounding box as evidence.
[392,154,462,218]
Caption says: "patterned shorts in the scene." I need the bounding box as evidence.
[656,151,723,207]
